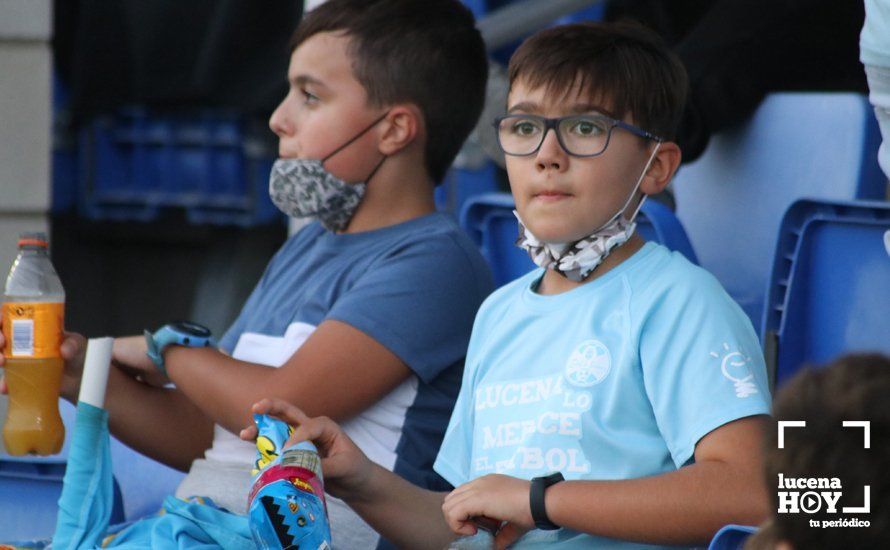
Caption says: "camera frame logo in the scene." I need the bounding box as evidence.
[776,420,871,529]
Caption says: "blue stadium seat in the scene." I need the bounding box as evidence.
[435,162,500,214]
[77,108,282,226]
[707,524,757,550]
[762,199,890,387]
[460,193,532,286]
[109,437,185,520]
[0,459,124,542]
[460,192,698,287]
[0,402,125,541]
[460,0,487,18]
[0,398,183,540]
[673,93,886,330]
[638,199,700,265]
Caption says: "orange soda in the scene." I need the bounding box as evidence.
[1,232,65,455]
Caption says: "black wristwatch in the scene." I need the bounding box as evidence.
[530,471,564,530]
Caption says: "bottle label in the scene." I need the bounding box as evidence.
[1,302,64,359]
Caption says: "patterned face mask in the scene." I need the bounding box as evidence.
[269,113,387,232]
[515,143,661,282]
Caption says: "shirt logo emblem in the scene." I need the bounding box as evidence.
[710,343,758,398]
[564,339,611,387]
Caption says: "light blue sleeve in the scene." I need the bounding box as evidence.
[636,268,771,468]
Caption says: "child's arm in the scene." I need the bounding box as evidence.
[43,321,410,470]
[103,365,215,471]
[1,331,214,471]
[115,319,413,435]
[243,398,458,550]
[442,415,770,547]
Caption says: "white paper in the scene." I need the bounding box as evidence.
[79,337,113,408]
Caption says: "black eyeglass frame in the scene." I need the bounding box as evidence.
[492,114,663,158]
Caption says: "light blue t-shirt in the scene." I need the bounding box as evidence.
[434,242,771,549]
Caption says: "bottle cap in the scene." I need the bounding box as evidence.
[18,232,48,248]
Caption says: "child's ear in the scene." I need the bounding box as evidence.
[378,104,423,156]
[640,141,681,196]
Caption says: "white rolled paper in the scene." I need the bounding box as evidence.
[78,337,114,408]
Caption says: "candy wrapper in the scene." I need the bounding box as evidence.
[248,414,333,550]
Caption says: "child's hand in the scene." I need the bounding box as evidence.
[240,397,375,501]
[1,331,86,401]
[0,325,5,393]
[112,335,168,387]
[58,332,89,399]
[442,474,535,550]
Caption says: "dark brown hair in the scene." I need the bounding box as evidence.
[508,21,688,141]
[290,0,488,185]
[765,354,890,548]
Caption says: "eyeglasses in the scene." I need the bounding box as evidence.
[493,114,662,158]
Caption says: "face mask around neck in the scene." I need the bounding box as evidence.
[515,142,661,282]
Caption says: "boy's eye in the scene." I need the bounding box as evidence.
[510,119,542,137]
[568,119,606,137]
[300,88,319,105]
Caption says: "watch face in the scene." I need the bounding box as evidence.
[171,321,211,337]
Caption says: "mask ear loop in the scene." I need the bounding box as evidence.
[362,154,387,185]
[613,140,662,226]
[320,112,389,164]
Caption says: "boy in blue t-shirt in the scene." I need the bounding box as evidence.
[2,1,491,548]
[242,21,772,548]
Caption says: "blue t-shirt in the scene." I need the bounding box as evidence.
[218,212,492,486]
[205,213,492,548]
[434,242,771,549]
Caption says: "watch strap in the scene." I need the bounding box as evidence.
[144,324,214,377]
[144,328,168,377]
[530,472,564,530]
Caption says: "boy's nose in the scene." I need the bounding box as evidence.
[535,129,568,172]
[269,100,293,137]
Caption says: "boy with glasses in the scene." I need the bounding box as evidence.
[242,21,771,548]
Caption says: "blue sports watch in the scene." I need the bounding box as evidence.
[144,321,215,376]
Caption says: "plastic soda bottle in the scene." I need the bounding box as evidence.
[248,414,332,549]
[248,440,333,549]
[1,232,66,455]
